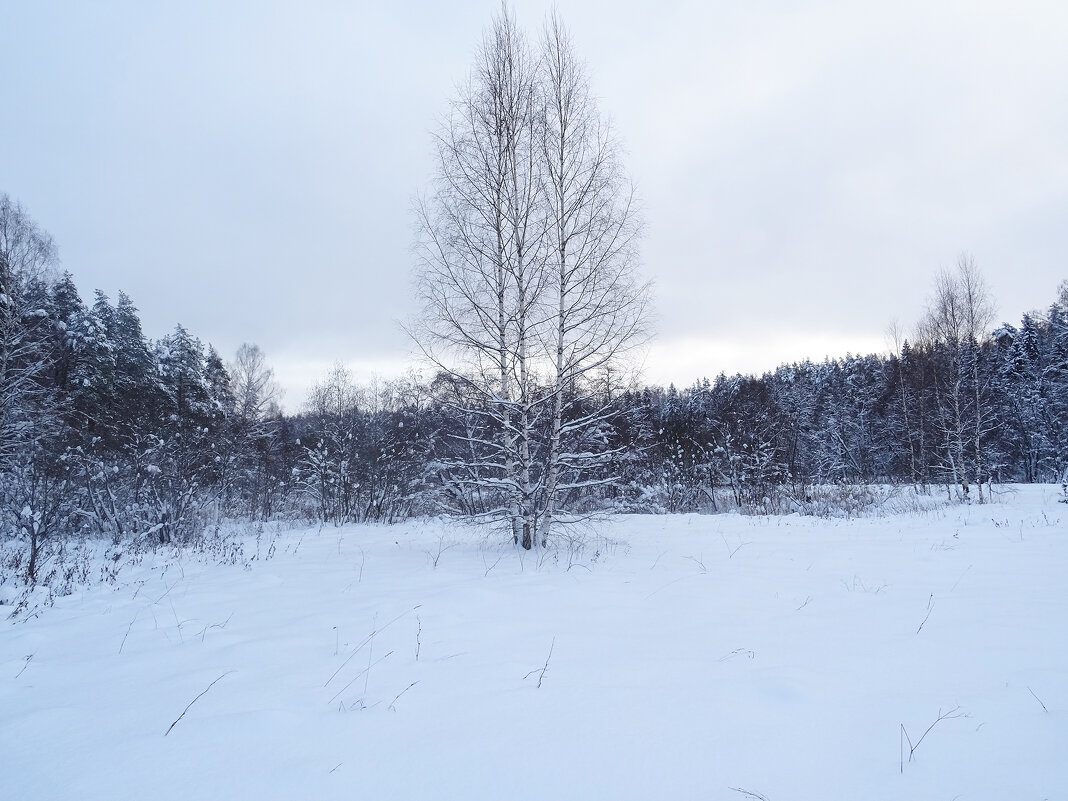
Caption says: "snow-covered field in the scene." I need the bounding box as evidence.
[2,486,1066,800]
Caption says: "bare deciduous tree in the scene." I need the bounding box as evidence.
[413,5,650,548]
[230,343,282,426]
[227,343,284,518]
[918,253,996,501]
[414,5,544,546]
[537,12,649,541]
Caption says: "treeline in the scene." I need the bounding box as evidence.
[616,298,1068,513]
[3,195,1067,581]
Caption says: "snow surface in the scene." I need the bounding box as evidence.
[2,486,1067,800]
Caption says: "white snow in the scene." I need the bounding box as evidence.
[2,485,1066,800]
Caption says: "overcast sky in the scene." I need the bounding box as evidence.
[3,1,1066,409]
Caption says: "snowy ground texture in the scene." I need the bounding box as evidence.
[2,485,1066,801]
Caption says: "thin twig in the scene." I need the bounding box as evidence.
[916,594,935,634]
[170,599,184,643]
[683,554,707,573]
[1028,686,1049,713]
[483,553,503,576]
[119,611,140,654]
[199,612,235,642]
[363,623,375,699]
[900,705,966,771]
[729,788,770,801]
[164,672,234,736]
[721,533,747,559]
[717,648,755,662]
[388,681,420,711]
[949,564,972,592]
[14,654,33,679]
[523,637,556,688]
[323,605,420,688]
[153,578,179,605]
[327,651,395,704]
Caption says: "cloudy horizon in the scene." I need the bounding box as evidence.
[3,1,1065,409]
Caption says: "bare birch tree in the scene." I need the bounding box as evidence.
[413,6,650,548]
[918,254,996,501]
[228,343,283,518]
[230,343,282,425]
[537,12,649,543]
[413,5,544,545]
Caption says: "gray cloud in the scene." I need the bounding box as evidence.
[2,1,1065,406]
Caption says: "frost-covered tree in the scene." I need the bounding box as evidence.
[0,195,69,579]
[414,5,649,548]
[141,325,225,542]
[414,4,543,545]
[228,343,285,519]
[917,255,996,500]
[0,194,57,468]
[537,12,649,541]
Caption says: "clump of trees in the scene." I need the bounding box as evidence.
[618,268,1068,514]
[0,195,435,583]
[3,8,1068,585]
[2,189,1067,585]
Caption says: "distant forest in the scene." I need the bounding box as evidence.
[2,192,1066,581]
